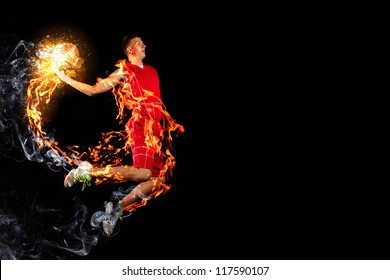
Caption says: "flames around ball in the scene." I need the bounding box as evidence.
[52,43,83,70]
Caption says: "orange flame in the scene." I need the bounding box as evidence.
[26,41,78,162]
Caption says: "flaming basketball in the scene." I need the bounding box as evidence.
[51,43,83,70]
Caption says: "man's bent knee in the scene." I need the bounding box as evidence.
[133,168,152,182]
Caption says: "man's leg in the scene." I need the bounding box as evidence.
[64,163,152,188]
[101,177,165,236]
[91,165,152,185]
[121,178,161,211]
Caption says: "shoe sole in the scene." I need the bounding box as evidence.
[64,170,76,188]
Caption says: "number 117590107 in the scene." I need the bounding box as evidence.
[215,266,269,276]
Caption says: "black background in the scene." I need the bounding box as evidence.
[1,6,388,261]
[0,7,266,260]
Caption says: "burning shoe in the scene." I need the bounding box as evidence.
[64,161,93,190]
[102,201,123,236]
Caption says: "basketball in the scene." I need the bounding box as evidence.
[52,43,83,70]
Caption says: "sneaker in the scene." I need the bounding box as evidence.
[102,201,123,236]
[64,161,93,190]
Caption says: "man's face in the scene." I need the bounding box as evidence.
[129,37,146,59]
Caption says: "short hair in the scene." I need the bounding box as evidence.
[121,34,141,55]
